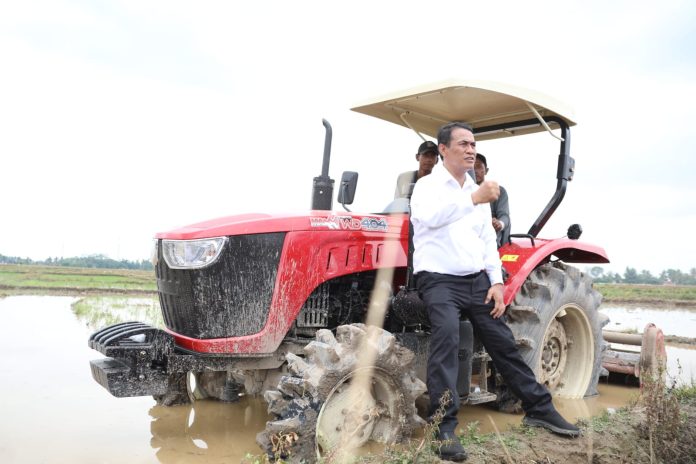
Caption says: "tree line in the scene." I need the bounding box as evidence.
[587,266,696,285]
[0,253,154,270]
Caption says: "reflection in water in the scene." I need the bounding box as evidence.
[72,295,163,330]
[149,397,270,463]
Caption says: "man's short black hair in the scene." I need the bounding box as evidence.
[476,153,487,167]
[437,121,474,146]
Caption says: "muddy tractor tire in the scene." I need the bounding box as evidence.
[257,323,426,463]
[500,262,605,411]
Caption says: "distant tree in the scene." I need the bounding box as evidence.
[637,269,659,284]
[623,267,639,283]
[663,268,696,285]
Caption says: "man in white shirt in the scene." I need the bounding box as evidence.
[410,122,579,462]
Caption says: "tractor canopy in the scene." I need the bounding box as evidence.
[351,79,575,140]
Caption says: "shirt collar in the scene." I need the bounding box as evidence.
[432,164,477,189]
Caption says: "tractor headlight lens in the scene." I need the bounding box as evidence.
[162,237,227,269]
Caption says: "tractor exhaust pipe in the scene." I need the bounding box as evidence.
[311,119,334,210]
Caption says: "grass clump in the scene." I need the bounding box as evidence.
[72,295,163,330]
[638,362,696,464]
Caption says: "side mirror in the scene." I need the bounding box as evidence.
[337,171,358,211]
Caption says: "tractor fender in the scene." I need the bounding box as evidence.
[499,237,609,306]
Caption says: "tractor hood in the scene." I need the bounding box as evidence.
[155,211,406,240]
[351,79,576,141]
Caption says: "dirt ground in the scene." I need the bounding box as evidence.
[458,400,696,464]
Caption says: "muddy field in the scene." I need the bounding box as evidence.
[1,295,695,463]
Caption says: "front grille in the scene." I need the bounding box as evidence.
[156,233,286,339]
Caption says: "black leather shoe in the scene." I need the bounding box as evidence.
[434,431,468,462]
[523,410,581,437]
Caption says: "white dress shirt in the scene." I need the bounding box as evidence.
[410,164,503,285]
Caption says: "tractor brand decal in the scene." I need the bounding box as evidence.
[309,215,388,232]
[501,254,519,262]
[360,217,388,232]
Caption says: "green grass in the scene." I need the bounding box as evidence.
[457,421,522,450]
[596,283,696,303]
[578,407,631,433]
[0,263,156,294]
[72,295,163,330]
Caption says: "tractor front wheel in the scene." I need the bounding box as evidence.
[257,324,426,462]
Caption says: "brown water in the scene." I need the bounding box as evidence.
[0,296,693,463]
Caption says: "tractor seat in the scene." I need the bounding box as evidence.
[376,197,410,215]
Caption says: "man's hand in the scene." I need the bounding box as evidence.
[492,217,503,232]
[472,180,500,205]
[485,283,506,318]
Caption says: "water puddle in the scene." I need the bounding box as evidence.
[456,383,639,435]
[150,397,270,462]
[601,303,696,338]
[0,295,693,463]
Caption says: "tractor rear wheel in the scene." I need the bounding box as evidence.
[500,262,606,411]
[256,324,426,462]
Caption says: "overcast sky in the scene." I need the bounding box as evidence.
[1,0,695,274]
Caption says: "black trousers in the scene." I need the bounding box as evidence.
[416,271,553,433]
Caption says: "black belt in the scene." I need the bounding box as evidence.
[461,270,484,280]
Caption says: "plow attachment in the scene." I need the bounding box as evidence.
[602,323,667,385]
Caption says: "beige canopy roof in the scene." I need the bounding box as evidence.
[351,79,576,141]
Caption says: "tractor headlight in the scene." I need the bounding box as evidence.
[162,237,227,269]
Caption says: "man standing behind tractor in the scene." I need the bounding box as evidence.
[410,121,580,462]
[394,140,439,199]
[474,153,511,247]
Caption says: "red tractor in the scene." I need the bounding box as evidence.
[89,80,609,461]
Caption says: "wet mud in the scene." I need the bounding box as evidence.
[1,296,695,463]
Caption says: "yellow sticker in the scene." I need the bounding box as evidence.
[501,254,519,262]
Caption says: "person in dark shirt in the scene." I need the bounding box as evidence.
[475,153,511,247]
